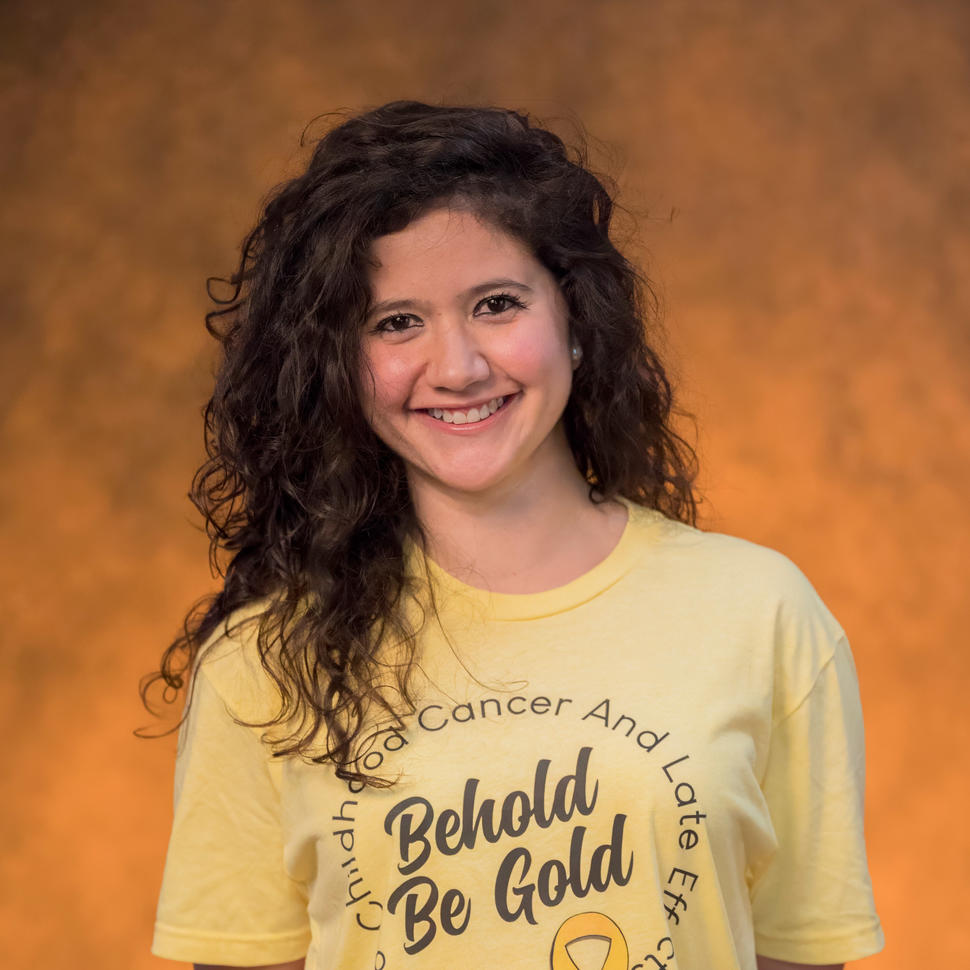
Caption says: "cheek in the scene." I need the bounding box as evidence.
[360,345,418,418]
[497,325,571,383]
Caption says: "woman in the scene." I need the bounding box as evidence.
[146,101,884,970]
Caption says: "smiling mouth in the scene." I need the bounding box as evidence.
[421,394,514,425]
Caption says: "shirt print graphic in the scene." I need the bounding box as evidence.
[329,690,710,970]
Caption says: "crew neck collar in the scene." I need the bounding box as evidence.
[412,498,665,621]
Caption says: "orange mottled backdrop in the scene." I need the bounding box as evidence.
[1,1,967,967]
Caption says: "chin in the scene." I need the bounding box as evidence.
[432,474,509,497]
[409,462,514,498]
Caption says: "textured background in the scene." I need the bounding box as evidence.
[1,1,968,967]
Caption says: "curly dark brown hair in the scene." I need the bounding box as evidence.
[139,100,700,788]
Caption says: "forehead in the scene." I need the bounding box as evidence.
[367,207,538,295]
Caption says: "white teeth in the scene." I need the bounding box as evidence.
[427,395,508,423]
[462,406,486,425]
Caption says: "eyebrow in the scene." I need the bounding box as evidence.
[366,278,534,318]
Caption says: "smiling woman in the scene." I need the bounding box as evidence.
[359,207,579,518]
[142,101,883,970]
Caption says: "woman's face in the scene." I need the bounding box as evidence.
[359,206,577,502]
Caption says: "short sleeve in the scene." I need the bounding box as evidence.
[750,636,885,963]
[151,659,311,965]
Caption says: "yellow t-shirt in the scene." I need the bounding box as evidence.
[152,503,884,969]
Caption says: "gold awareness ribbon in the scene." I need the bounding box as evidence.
[550,912,628,970]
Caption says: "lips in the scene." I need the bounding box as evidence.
[418,393,516,425]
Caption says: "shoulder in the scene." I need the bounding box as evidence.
[631,507,848,713]
[631,505,839,623]
[190,597,286,725]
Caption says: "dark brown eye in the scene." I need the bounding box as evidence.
[375,314,417,334]
[478,293,527,315]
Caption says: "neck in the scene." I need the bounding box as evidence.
[409,443,628,595]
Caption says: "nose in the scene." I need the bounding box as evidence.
[425,322,490,391]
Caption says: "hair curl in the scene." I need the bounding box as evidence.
[140,100,700,788]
